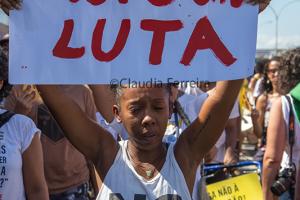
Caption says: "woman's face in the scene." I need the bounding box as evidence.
[114,87,170,150]
[267,60,280,85]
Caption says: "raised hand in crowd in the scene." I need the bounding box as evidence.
[9,85,37,116]
[246,0,271,12]
[0,0,21,15]
[250,107,261,139]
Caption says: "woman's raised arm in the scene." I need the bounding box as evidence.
[37,85,118,177]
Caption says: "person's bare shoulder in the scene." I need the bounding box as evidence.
[257,94,268,105]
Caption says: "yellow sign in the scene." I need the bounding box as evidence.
[206,173,263,200]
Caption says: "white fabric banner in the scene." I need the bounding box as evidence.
[9,0,258,84]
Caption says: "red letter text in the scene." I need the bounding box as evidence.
[141,20,183,65]
[181,17,236,66]
[147,0,173,6]
[53,19,85,59]
[231,0,243,8]
[193,0,209,5]
[92,19,130,62]
[87,0,106,5]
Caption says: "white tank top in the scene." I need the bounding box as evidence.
[281,95,300,169]
[97,141,192,200]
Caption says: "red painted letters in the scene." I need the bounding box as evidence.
[69,0,79,3]
[86,0,128,5]
[69,0,242,8]
[53,20,85,59]
[147,0,173,6]
[118,0,128,3]
[180,17,236,66]
[87,0,106,5]
[57,2,238,67]
[194,0,242,7]
[141,20,183,65]
[53,17,236,66]
[92,19,131,62]
[230,0,243,8]
[193,0,209,5]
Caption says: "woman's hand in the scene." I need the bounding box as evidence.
[246,0,271,13]
[23,134,49,199]
[250,108,259,123]
[0,0,22,15]
[11,85,36,116]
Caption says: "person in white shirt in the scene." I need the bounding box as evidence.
[0,46,48,199]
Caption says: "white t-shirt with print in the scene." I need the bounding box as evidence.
[0,109,40,200]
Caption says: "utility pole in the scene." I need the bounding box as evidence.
[268,0,300,55]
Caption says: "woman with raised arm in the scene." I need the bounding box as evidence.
[1,0,271,199]
[37,80,242,199]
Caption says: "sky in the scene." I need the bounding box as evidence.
[257,0,300,50]
[1,0,300,50]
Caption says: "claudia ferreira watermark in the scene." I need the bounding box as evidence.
[109,78,205,88]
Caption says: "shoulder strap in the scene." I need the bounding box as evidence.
[174,100,191,126]
[0,111,15,128]
[284,95,295,165]
[261,93,268,146]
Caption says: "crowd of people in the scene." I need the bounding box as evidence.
[1,0,300,200]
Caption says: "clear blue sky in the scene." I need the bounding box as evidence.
[257,0,300,50]
[1,0,300,50]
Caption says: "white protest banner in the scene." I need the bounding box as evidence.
[9,0,258,84]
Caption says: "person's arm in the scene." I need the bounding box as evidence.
[175,80,242,191]
[82,86,103,194]
[89,85,115,123]
[224,117,240,164]
[248,75,259,94]
[83,86,97,121]
[37,85,118,177]
[22,134,49,200]
[252,94,266,139]
[262,98,285,200]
